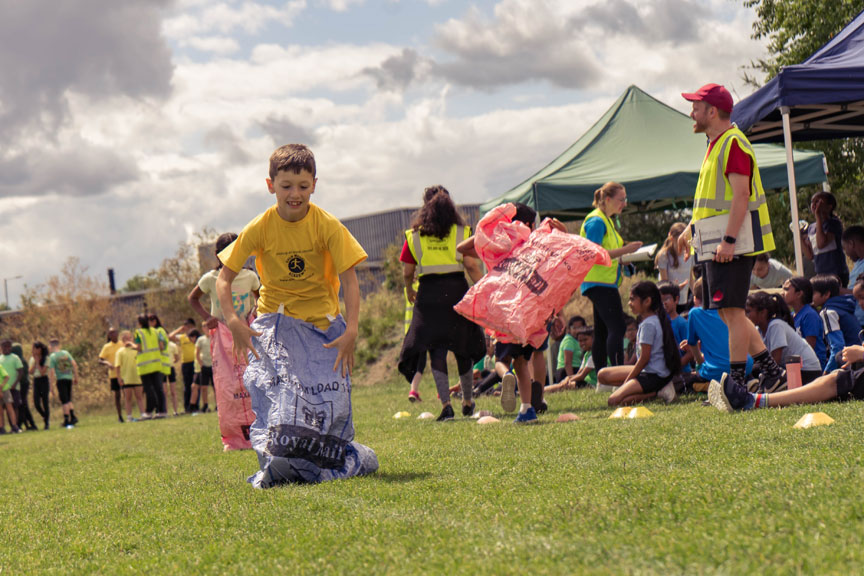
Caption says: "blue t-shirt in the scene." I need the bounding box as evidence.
[670,315,691,373]
[636,315,670,378]
[849,258,864,328]
[580,216,621,294]
[686,307,753,381]
[793,304,826,370]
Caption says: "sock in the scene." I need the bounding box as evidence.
[459,371,473,404]
[70,409,76,420]
[63,414,69,425]
[519,402,531,414]
[753,350,784,380]
[730,362,748,386]
[754,394,769,409]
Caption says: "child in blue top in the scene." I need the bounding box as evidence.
[597,281,681,405]
[782,276,827,370]
[841,225,864,329]
[658,282,692,376]
[812,274,862,373]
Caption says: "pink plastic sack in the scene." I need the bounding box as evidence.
[455,204,611,347]
[210,323,255,451]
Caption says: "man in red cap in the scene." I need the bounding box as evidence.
[677,83,783,413]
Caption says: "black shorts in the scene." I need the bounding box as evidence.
[168,367,177,384]
[835,367,864,401]
[110,378,120,392]
[495,336,548,362]
[701,256,755,310]
[199,366,213,387]
[636,371,673,394]
[123,383,143,389]
[57,379,73,404]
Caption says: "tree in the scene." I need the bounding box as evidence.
[745,0,864,264]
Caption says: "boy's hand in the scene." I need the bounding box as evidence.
[548,218,568,233]
[324,328,357,377]
[227,317,262,362]
[841,345,864,368]
[204,316,219,331]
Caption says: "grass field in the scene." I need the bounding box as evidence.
[2,377,863,575]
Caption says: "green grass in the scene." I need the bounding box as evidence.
[2,380,864,575]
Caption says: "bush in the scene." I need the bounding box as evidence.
[354,290,403,369]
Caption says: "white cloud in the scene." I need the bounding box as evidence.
[180,36,241,55]
[162,0,306,38]
[316,0,364,11]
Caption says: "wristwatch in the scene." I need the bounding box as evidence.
[723,235,737,244]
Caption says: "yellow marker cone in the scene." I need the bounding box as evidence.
[793,412,835,429]
[393,411,411,419]
[608,407,629,419]
[609,407,654,419]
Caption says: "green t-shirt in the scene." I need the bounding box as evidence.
[0,364,9,391]
[49,350,76,380]
[0,353,23,391]
[580,351,597,387]
[556,334,582,370]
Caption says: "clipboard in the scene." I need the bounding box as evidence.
[690,212,757,263]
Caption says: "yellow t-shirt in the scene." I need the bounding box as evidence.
[99,341,124,379]
[178,334,196,363]
[115,346,142,386]
[220,203,367,329]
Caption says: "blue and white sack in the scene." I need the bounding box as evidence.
[244,308,378,487]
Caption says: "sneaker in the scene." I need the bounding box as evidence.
[70,414,79,426]
[708,373,755,413]
[436,404,455,422]
[530,381,547,414]
[12,427,23,434]
[408,390,422,403]
[759,369,787,394]
[0,428,6,435]
[43,423,50,430]
[461,402,475,417]
[501,372,517,413]
[119,417,125,424]
[657,380,677,404]
[65,424,74,430]
[514,406,539,425]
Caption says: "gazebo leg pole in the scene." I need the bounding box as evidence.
[781,106,805,276]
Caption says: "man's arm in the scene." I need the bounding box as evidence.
[217,265,262,361]
[323,266,360,377]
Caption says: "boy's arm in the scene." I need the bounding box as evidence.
[456,236,478,258]
[463,255,483,284]
[168,326,184,343]
[217,266,262,361]
[72,356,79,385]
[189,285,218,330]
[324,266,360,377]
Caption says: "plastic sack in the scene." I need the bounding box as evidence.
[455,205,610,347]
[210,322,255,451]
[244,311,378,487]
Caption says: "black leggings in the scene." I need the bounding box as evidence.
[429,348,472,375]
[141,372,166,414]
[32,376,50,424]
[584,286,626,371]
[18,380,36,429]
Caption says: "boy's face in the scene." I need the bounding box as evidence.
[577,334,593,351]
[660,293,677,316]
[0,342,10,355]
[568,322,584,338]
[812,290,828,308]
[268,169,316,222]
[842,239,863,261]
[752,259,769,279]
[781,281,799,307]
[854,284,864,312]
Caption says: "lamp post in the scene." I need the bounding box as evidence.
[3,275,22,309]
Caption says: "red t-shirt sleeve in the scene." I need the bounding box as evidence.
[724,139,752,177]
[399,241,416,264]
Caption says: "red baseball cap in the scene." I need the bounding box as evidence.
[681,83,734,113]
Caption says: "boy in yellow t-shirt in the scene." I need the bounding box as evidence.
[115,331,145,421]
[98,329,125,423]
[217,144,367,376]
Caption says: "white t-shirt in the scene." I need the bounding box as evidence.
[762,319,822,372]
[656,250,693,302]
[197,268,260,321]
[750,259,794,290]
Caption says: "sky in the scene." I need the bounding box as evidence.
[0,0,768,308]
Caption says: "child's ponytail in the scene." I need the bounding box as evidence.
[631,281,681,375]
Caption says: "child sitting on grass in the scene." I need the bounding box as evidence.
[622,316,638,365]
[546,327,596,393]
[597,281,681,405]
[782,276,827,371]
[812,274,862,373]
[658,281,693,385]
[554,316,586,383]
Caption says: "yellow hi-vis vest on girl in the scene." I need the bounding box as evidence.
[692,125,774,255]
[157,327,172,376]
[405,224,470,277]
[580,209,623,287]
[135,328,163,376]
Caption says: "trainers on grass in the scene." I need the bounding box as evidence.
[436,404,455,422]
[708,373,755,413]
[657,380,677,404]
[514,407,538,425]
[461,402,475,417]
[501,372,517,413]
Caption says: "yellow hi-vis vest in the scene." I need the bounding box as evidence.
[157,327,172,376]
[580,209,623,287]
[692,125,775,255]
[405,224,470,277]
[135,328,163,376]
